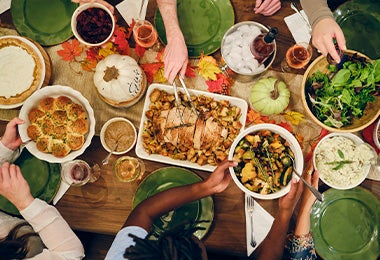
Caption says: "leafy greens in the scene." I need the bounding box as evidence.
[306,55,380,128]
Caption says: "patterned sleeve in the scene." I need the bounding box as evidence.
[283,232,317,260]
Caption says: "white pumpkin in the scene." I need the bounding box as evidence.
[94,54,146,107]
[249,77,290,115]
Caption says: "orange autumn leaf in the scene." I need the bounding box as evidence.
[246,109,269,125]
[81,59,98,72]
[295,132,304,149]
[57,39,83,61]
[283,111,305,125]
[141,62,164,83]
[156,48,165,62]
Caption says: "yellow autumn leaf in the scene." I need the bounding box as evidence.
[98,42,116,58]
[153,66,166,83]
[283,111,305,125]
[197,55,221,81]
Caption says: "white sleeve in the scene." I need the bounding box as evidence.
[0,140,19,164]
[20,199,85,260]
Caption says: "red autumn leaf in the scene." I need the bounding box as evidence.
[135,44,146,58]
[127,20,136,39]
[277,121,293,133]
[206,78,224,93]
[156,48,165,62]
[185,65,196,78]
[113,26,130,55]
[57,39,83,61]
[85,48,99,61]
[141,62,164,83]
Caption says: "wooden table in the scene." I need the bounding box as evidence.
[1,0,379,257]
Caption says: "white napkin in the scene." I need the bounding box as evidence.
[245,194,274,256]
[284,10,312,44]
[52,178,71,205]
[116,0,148,26]
[0,0,11,15]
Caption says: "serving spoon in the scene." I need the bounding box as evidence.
[102,141,119,165]
[287,155,324,202]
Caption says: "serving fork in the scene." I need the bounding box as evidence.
[246,195,257,248]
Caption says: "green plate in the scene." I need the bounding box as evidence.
[133,167,214,239]
[11,0,78,46]
[311,187,380,259]
[0,149,61,215]
[154,0,235,58]
[334,0,380,59]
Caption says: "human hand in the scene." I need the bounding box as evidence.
[299,164,320,210]
[163,34,188,83]
[278,178,303,217]
[0,162,34,211]
[1,117,24,151]
[254,0,281,16]
[204,160,237,194]
[312,18,346,63]
[71,0,114,13]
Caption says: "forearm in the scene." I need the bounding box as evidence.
[156,0,183,40]
[300,0,333,29]
[255,210,292,259]
[294,205,312,236]
[124,180,210,229]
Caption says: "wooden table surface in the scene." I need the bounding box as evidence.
[1,0,379,257]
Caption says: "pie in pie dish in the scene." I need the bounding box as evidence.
[27,96,89,158]
[0,36,44,106]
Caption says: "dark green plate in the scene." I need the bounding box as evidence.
[133,167,214,239]
[334,0,380,59]
[11,0,78,46]
[0,149,61,215]
[154,0,234,58]
[311,187,380,259]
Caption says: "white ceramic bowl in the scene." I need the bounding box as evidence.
[100,117,137,155]
[373,117,380,150]
[18,85,95,163]
[313,133,376,190]
[228,123,303,200]
[71,3,115,46]
[221,21,276,82]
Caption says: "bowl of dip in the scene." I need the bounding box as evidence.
[71,2,115,46]
[100,117,137,155]
[313,133,377,190]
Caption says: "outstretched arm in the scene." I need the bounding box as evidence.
[300,0,346,63]
[157,0,188,83]
[254,178,304,259]
[124,160,236,230]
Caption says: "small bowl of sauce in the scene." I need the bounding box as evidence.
[71,2,115,46]
[100,117,137,155]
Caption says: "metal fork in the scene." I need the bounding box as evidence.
[246,195,257,248]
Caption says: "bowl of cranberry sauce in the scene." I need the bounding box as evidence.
[71,2,115,46]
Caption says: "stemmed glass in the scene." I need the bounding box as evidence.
[281,42,312,72]
[113,156,145,182]
[133,19,158,48]
[61,160,100,187]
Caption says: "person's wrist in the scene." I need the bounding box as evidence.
[14,195,34,211]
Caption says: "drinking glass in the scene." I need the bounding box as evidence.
[113,156,145,182]
[133,20,158,48]
[61,160,100,186]
[281,42,312,72]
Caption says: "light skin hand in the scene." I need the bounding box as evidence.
[312,18,346,63]
[0,162,34,211]
[254,0,281,16]
[72,0,114,13]
[1,117,24,151]
[163,35,188,83]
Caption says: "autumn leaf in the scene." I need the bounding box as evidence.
[113,26,130,55]
[135,44,146,58]
[127,20,136,39]
[197,54,221,80]
[283,111,305,125]
[185,65,196,78]
[156,48,165,62]
[81,59,98,72]
[206,79,223,93]
[153,66,166,83]
[277,121,293,133]
[57,39,83,61]
[295,132,304,149]
[246,109,270,125]
[85,48,99,61]
[98,42,116,58]
[141,62,164,83]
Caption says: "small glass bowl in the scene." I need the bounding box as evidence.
[113,156,145,183]
[61,159,92,186]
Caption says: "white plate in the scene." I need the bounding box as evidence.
[135,83,248,172]
[18,85,95,163]
[0,35,45,109]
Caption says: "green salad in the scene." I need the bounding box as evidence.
[305,54,380,128]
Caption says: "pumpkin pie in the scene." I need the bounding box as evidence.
[0,37,44,105]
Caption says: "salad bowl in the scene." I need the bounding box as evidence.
[301,50,380,133]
